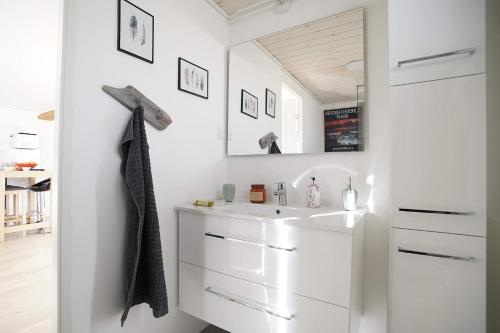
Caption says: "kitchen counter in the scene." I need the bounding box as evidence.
[0,170,52,242]
[0,170,52,178]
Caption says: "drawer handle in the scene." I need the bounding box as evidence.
[204,232,297,252]
[397,48,476,67]
[205,286,295,321]
[398,247,476,262]
[399,208,474,216]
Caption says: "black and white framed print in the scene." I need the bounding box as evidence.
[241,90,258,119]
[265,89,276,118]
[118,0,154,63]
[178,58,209,99]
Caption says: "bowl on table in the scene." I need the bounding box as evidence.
[16,162,37,171]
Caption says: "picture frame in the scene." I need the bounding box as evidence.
[178,58,209,99]
[324,107,360,152]
[241,90,258,119]
[117,0,154,63]
[265,89,276,118]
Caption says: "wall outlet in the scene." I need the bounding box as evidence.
[217,125,225,139]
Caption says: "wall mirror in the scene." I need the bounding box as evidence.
[227,8,365,156]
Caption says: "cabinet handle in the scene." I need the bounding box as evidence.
[204,232,297,252]
[397,48,476,67]
[398,247,476,262]
[205,286,295,320]
[399,208,474,216]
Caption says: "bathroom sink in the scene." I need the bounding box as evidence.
[213,202,310,219]
[176,201,366,233]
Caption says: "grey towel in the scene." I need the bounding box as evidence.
[120,106,168,326]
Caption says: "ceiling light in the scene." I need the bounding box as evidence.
[344,59,364,72]
[274,0,291,14]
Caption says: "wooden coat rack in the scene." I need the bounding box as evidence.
[102,85,172,130]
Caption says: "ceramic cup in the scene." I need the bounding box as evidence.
[223,184,236,202]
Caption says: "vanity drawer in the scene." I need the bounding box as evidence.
[179,211,357,307]
[179,262,351,333]
[389,228,485,333]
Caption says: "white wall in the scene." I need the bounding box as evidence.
[0,0,59,113]
[0,0,58,171]
[0,107,55,170]
[227,42,324,155]
[228,42,283,155]
[59,0,228,332]
[227,2,390,333]
[486,0,500,330]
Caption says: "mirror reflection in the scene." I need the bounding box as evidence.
[227,8,365,156]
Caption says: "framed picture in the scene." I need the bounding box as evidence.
[241,90,258,119]
[178,58,209,99]
[118,0,154,63]
[265,89,276,118]
[324,107,360,152]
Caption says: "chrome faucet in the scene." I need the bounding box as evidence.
[273,182,288,206]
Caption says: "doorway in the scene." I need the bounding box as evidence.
[281,83,304,154]
[0,0,62,332]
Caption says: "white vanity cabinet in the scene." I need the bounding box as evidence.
[177,205,366,333]
[389,0,485,86]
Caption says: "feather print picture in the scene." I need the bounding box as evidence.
[178,58,209,99]
[118,0,154,63]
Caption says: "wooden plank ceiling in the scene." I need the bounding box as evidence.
[214,0,269,16]
[257,8,364,105]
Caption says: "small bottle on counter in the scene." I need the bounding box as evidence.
[342,177,358,211]
[306,177,320,208]
[250,184,266,203]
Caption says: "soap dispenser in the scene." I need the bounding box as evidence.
[342,177,358,211]
[306,177,320,208]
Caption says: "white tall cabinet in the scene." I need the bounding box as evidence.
[388,1,486,332]
[389,0,485,86]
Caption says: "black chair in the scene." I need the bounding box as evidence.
[29,178,51,223]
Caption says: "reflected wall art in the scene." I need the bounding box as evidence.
[265,89,276,118]
[241,90,258,119]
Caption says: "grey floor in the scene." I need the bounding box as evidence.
[200,325,230,333]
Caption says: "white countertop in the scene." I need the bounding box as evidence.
[176,201,366,234]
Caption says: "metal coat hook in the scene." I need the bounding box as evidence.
[102,85,172,130]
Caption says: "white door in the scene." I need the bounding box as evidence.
[281,83,303,154]
[389,0,485,86]
[389,228,486,333]
[391,74,486,236]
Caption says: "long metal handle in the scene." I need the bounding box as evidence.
[397,48,476,67]
[205,286,295,320]
[205,232,296,252]
[398,247,476,262]
[399,208,474,216]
